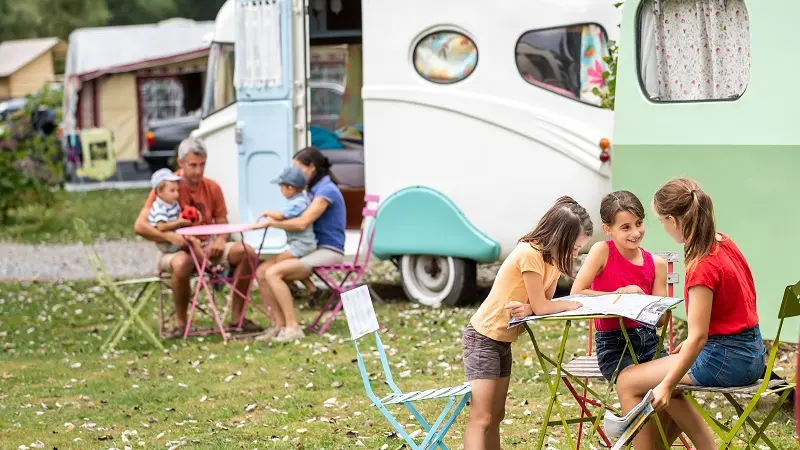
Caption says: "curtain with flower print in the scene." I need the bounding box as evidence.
[643,0,750,101]
[579,24,610,105]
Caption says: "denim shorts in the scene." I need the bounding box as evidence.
[596,327,667,382]
[688,326,766,387]
[462,324,512,381]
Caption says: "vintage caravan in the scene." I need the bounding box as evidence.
[196,0,620,306]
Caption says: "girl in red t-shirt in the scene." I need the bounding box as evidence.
[616,178,766,450]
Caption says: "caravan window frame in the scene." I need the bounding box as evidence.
[635,0,750,104]
[412,28,479,85]
[201,41,237,119]
[515,22,611,109]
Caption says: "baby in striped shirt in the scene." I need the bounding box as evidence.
[148,168,198,255]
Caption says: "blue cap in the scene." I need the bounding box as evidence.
[271,165,307,189]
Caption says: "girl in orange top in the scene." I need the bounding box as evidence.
[462,196,593,450]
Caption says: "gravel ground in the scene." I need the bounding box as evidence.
[0,241,159,282]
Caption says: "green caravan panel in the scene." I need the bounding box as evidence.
[371,186,500,263]
[613,1,800,342]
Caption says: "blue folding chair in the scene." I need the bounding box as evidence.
[340,286,472,450]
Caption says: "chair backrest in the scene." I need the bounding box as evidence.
[341,285,381,341]
[74,218,117,291]
[341,285,398,402]
[353,194,380,267]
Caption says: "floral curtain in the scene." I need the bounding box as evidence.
[643,0,750,101]
[579,24,610,105]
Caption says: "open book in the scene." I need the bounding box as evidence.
[604,389,656,450]
[507,293,683,328]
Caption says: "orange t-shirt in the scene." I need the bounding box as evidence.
[145,174,227,240]
[470,242,561,342]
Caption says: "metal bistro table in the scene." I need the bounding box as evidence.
[513,305,681,450]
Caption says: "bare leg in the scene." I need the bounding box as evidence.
[227,243,256,322]
[464,377,510,450]
[617,355,716,450]
[265,258,312,329]
[169,252,194,328]
[256,257,284,328]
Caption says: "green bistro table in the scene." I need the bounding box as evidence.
[514,305,682,450]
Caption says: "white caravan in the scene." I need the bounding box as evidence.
[195,0,619,307]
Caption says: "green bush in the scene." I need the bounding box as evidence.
[0,85,64,223]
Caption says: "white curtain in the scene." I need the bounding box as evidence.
[641,0,750,101]
[234,0,284,89]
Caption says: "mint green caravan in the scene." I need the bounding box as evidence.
[614,0,799,342]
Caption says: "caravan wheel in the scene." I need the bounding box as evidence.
[400,255,476,307]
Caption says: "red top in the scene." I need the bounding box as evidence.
[683,234,759,336]
[591,241,656,331]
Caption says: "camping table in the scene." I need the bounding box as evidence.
[514,307,680,450]
[177,223,267,342]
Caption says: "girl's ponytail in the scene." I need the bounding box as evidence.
[653,178,716,270]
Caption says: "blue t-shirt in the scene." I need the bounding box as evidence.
[308,175,346,252]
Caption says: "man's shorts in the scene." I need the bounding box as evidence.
[156,241,237,273]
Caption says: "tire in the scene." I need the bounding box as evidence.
[399,255,477,307]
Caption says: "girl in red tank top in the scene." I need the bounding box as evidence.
[572,191,669,382]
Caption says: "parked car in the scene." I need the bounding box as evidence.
[0,97,28,122]
[140,82,344,172]
[141,110,202,171]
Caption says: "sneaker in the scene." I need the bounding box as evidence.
[274,326,305,342]
[254,327,282,341]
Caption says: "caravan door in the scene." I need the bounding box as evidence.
[234,0,309,253]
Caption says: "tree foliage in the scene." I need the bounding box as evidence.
[0,0,226,41]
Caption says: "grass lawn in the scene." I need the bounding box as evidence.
[0,189,148,244]
[1,281,797,449]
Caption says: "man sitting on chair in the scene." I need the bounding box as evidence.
[134,136,262,338]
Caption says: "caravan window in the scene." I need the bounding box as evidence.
[202,42,236,118]
[413,31,478,84]
[638,0,750,102]
[516,24,610,106]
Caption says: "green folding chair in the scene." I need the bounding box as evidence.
[74,218,164,352]
[676,281,799,450]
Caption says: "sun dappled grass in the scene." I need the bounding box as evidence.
[0,281,797,449]
[0,188,148,244]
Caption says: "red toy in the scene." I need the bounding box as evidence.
[181,206,200,223]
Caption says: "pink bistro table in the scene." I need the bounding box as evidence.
[176,223,269,342]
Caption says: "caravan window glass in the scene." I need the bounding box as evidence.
[516,24,610,106]
[202,42,236,118]
[637,0,750,102]
[413,31,478,84]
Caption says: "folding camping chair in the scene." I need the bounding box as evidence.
[675,280,799,450]
[74,218,164,352]
[308,194,379,335]
[555,251,690,449]
[340,285,471,450]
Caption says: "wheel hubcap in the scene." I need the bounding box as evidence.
[412,255,450,295]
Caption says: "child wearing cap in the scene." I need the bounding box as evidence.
[148,168,202,256]
[253,166,317,258]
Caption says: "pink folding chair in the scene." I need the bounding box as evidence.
[308,194,379,335]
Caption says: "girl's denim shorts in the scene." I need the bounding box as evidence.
[689,325,767,387]
[596,326,666,382]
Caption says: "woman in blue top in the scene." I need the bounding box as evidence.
[255,146,347,342]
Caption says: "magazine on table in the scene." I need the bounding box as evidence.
[507,293,683,328]
[604,389,657,450]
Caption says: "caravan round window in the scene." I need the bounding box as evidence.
[413,31,478,84]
